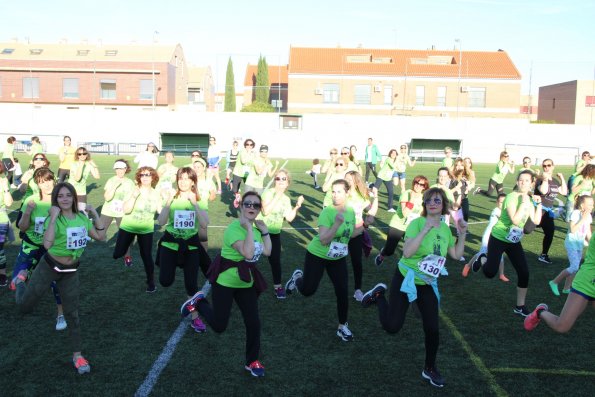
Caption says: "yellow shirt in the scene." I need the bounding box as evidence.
[59,146,76,170]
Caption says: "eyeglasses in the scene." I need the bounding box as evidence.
[543,163,553,168]
[425,198,442,205]
[341,152,349,155]
[330,152,337,155]
[336,163,345,167]
[400,146,406,149]
[140,173,152,177]
[242,201,261,209]
[415,181,426,187]
[191,154,200,157]
[34,157,45,161]
[275,176,287,181]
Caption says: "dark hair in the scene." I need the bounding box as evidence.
[275,169,292,186]
[32,152,50,168]
[244,139,255,148]
[0,162,5,174]
[52,182,79,213]
[575,194,593,210]
[13,158,19,163]
[34,168,55,199]
[580,164,595,179]
[175,167,200,201]
[63,135,71,141]
[411,175,429,190]
[241,191,262,205]
[313,158,320,165]
[437,167,452,182]
[332,178,350,193]
[542,158,554,166]
[581,151,590,157]
[147,143,159,153]
[7,136,16,144]
[135,166,159,187]
[31,136,40,143]
[421,187,450,216]
[517,169,536,182]
[387,149,397,158]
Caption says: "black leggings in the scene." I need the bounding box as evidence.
[536,211,555,255]
[348,234,364,290]
[374,178,395,209]
[57,168,70,183]
[377,269,439,368]
[196,282,260,365]
[365,162,377,181]
[484,235,529,288]
[2,158,13,184]
[268,233,282,285]
[113,230,155,285]
[232,175,244,194]
[461,197,470,222]
[297,251,349,324]
[158,245,210,296]
[480,178,504,198]
[381,227,406,257]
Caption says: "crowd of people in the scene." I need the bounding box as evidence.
[0,135,593,387]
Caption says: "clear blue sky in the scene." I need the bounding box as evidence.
[2,0,594,94]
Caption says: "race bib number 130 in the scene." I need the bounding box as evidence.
[418,254,446,278]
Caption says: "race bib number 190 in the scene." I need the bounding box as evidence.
[174,210,195,229]
[66,227,88,249]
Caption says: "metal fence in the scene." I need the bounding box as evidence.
[78,142,116,154]
[161,144,208,157]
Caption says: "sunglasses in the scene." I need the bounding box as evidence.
[34,157,45,161]
[336,163,345,166]
[77,152,88,156]
[245,143,254,147]
[330,152,337,155]
[415,181,426,187]
[425,198,442,205]
[341,152,349,155]
[140,173,152,177]
[543,164,553,168]
[191,154,200,157]
[242,201,261,209]
[275,176,287,181]
[260,150,268,153]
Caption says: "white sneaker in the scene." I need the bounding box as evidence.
[56,315,67,331]
[285,269,303,295]
[201,280,212,297]
[353,289,364,302]
[387,208,396,213]
[337,323,353,342]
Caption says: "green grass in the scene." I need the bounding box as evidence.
[1,154,593,396]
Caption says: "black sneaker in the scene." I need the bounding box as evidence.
[537,254,552,264]
[472,253,486,273]
[146,283,157,293]
[0,273,7,287]
[361,283,387,308]
[513,305,531,317]
[285,269,303,295]
[422,366,445,388]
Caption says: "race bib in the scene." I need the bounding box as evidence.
[326,241,348,259]
[247,241,264,262]
[406,213,420,225]
[34,216,47,235]
[111,200,124,214]
[506,226,523,243]
[66,226,88,249]
[418,254,446,278]
[174,210,195,229]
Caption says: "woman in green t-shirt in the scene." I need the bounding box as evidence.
[285,179,356,342]
[475,151,515,197]
[58,135,76,183]
[181,191,272,377]
[258,169,304,299]
[565,164,595,221]
[373,149,398,212]
[472,170,543,317]
[156,151,178,195]
[231,139,257,208]
[0,163,13,287]
[322,157,348,207]
[157,167,209,333]
[27,136,43,165]
[15,182,106,375]
[70,147,100,211]
[245,144,278,194]
[375,175,429,266]
[2,136,16,186]
[19,153,50,199]
[361,187,467,388]
[112,167,162,292]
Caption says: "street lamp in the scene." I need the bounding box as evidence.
[455,39,462,118]
[152,31,159,110]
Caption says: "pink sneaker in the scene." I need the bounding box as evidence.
[191,316,207,333]
[524,303,548,331]
[233,194,241,208]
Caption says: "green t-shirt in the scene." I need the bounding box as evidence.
[399,217,455,285]
[573,159,587,176]
[21,196,51,245]
[307,206,355,260]
[442,157,454,170]
[232,149,255,178]
[491,193,531,242]
[70,162,93,195]
[572,236,595,298]
[257,189,292,234]
[378,158,396,181]
[102,176,135,218]
[30,143,43,159]
[119,188,161,234]
[46,213,93,260]
[245,157,272,188]
[196,177,216,210]
[218,220,264,288]
[162,197,200,251]
[491,161,510,184]
[568,175,593,203]
[389,189,424,231]
[0,180,12,224]
[156,164,178,191]
[2,143,14,159]
[23,176,40,202]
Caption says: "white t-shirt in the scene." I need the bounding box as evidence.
[566,209,592,249]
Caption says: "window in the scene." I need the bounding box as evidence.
[1,48,14,54]
[383,85,393,105]
[100,79,116,99]
[77,50,90,56]
[63,78,79,99]
[29,49,43,55]
[23,77,40,98]
[354,85,371,105]
[188,87,202,103]
[586,96,595,107]
[139,79,153,100]
[323,83,340,104]
[415,85,425,106]
[436,86,447,107]
[468,87,486,108]
[104,50,118,56]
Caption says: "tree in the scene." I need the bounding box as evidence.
[255,55,270,104]
[224,57,236,112]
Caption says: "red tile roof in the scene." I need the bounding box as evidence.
[288,47,521,79]
[244,64,288,86]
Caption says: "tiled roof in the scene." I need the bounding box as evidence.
[0,42,180,63]
[288,47,521,79]
[244,64,289,86]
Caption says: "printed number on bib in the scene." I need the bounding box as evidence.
[247,241,264,263]
[111,200,124,214]
[506,226,523,243]
[174,210,195,229]
[66,227,88,250]
[326,241,348,259]
[34,217,47,235]
[418,254,446,278]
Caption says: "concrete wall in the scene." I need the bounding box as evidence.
[0,103,592,165]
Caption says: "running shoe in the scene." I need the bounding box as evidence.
[181,291,204,318]
[285,269,303,295]
[562,288,571,294]
[422,366,445,388]
[353,289,364,302]
[387,208,396,213]
[0,274,7,287]
[513,305,531,317]
[73,355,91,375]
[274,286,286,299]
[245,360,265,377]
[499,274,510,282]
[472,253,486,273]
[461,264,470,277]
[472,186,481,195]
[233,193,241,209]
[191,316,207,333]
[548,280,560,296]
[361,283,387,308]
[374,254,384,267]
[537,254,552,264]
[336,323,353,342]
[10,270,28,290]
[56,315,67,331]
[524,303,548,331]
[146,283,157,293]
[124,256,133,267]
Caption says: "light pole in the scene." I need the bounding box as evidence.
[455,38,462,118]
[152,31,159,110]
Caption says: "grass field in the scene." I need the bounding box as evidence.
[0,153,593,397]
